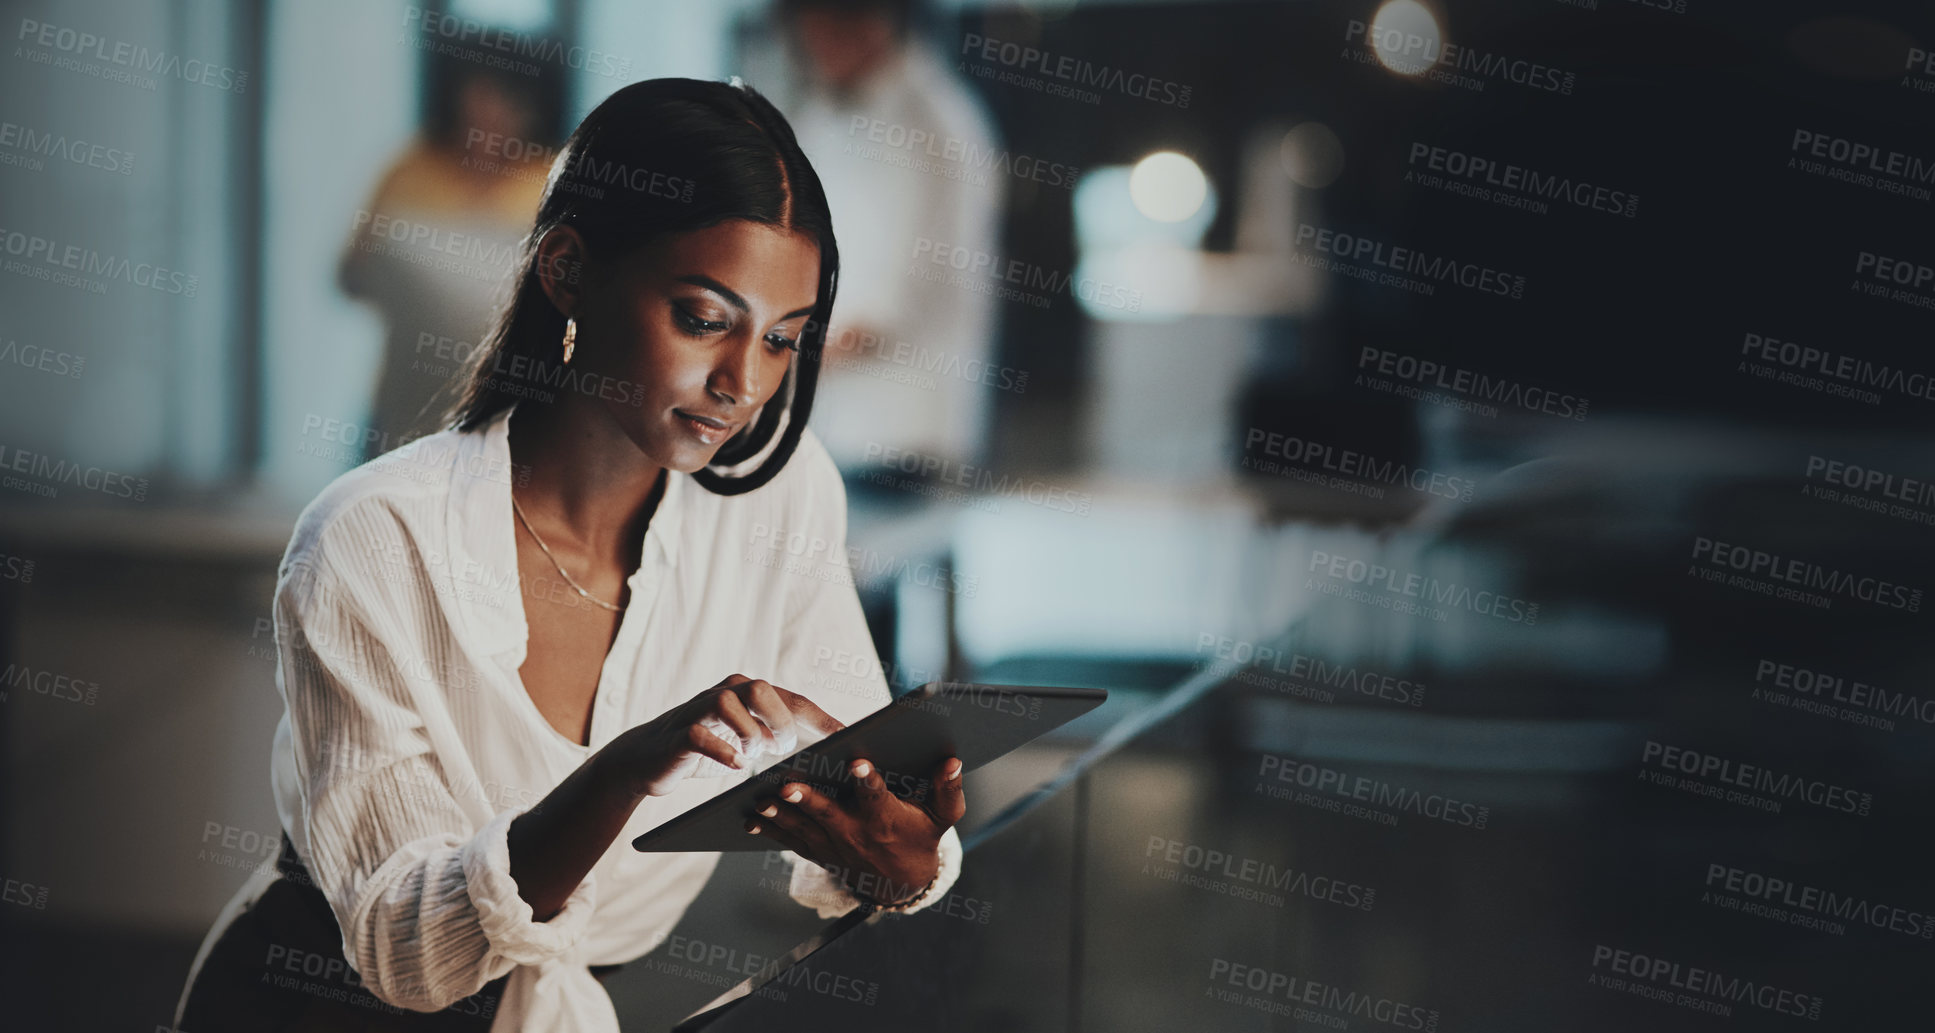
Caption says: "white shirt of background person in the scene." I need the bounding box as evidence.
[784,43,1008,473]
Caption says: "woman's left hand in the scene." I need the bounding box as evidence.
[746,755,965,906]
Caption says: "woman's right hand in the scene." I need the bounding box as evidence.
[612,673,844,799]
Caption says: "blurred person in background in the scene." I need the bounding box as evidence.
[338,46,564,462]
[177,78,965,1033]
[758,0,1007,483]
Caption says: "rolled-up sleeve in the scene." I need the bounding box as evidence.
[770,436,966,917]
[786,827,964,919]
[275,503,597,1011]
[460,807,598,964]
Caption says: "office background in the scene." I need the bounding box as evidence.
[4,0,1932,1029]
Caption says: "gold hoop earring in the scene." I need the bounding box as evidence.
[561,318,577,364]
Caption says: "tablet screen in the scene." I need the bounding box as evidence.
[631,682,1106,853]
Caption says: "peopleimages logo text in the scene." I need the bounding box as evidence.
[0,444,148,500]
[16,18,249,91]
[910,236,1141,312]
[1343,19,1576,94]
[1295,224,1525,298]
[1590,945,1824,1020]
[0,121,135,175]
[1308,549,1539,624]
[959,33,1191,107]
[1855,250,1935,290]
[1243,428,1474,500]
[1207,958,1440,1029]
[402,6,631,79]
[1196,636,1428,706]
[1145,836,1375,910]
[859,443,1093,515]
[1408,143,1638,218]
[1706,862,1935,939]
[846,117,1079,190]
[1258,753,1490,828]
[1792,130,1935,184]
[1359,346,1587,418]
[0,225,197,295]
[1740,332,1935,404]
[1757,656,1935,729]
[1805,456,1935,509]
[1689,535,1923,612]
[1640,741,1873,816]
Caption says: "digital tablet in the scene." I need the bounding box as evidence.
[631,682,1107,853]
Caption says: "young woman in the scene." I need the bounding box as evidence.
[175,77,966,1033]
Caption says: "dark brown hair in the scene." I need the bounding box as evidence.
[445,77,838,496]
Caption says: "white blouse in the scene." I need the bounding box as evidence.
[258,404,963,1032]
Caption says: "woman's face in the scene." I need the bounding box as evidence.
[569,219,822,473]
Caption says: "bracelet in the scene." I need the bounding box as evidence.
[857,835,960,914]
[862,872,938,913]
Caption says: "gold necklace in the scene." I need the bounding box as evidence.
[509,492,626,612]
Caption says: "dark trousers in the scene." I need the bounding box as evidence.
[176,832,619,1032]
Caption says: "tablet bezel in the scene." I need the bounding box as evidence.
[629,681,1106,853]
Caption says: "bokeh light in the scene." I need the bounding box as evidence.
[1369,0,1442,77]
[1129,151,1209,223]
